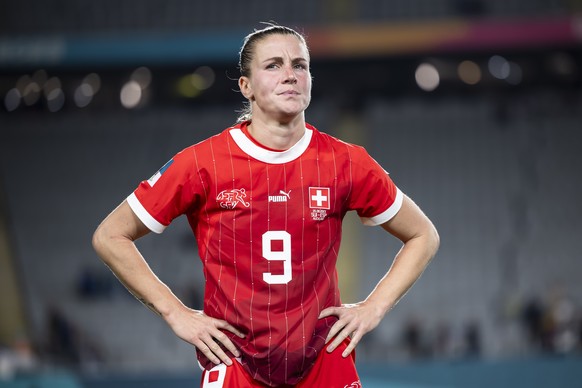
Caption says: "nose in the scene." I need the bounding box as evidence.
[283,66,297,83]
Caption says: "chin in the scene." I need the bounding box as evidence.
[279,109,306,121]
[280,102,310,116]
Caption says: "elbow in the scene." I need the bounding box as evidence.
[92,225,105,258]
[427,223,440,259]
[92,223,112,264]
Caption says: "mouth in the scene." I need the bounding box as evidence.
[278,90,300,96]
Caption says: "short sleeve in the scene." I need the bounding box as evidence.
[348,146,403,226]
[127,148,197,233]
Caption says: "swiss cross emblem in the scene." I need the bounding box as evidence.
[309,187,330,209]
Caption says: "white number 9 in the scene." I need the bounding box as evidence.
[262,231,292,285]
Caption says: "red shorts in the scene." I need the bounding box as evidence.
[200,339,361,387]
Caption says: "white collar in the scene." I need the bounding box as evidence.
[229,127,313,164]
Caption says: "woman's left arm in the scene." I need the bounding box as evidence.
[319,194,440,357]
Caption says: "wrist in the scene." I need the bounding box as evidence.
[363,297,393,319]
[161,301,186,321]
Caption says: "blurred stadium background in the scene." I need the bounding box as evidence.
[1,0,582,387]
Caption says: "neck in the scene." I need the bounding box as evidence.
[247,114,306,151]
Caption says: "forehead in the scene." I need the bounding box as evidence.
[253,34,309,61]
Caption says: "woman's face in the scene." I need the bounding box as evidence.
[239,34,312,122]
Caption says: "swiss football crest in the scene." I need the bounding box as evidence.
[216,188,250,209]
[309,187,329,221]
[309,187,330,209]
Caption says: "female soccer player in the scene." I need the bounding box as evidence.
[92,24,439,387]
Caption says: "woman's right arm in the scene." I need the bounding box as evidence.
[92,200,244,365]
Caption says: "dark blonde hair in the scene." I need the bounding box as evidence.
[236,24,308,123]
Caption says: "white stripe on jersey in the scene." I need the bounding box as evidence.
[361,188,404,226]
[126,192,166,233]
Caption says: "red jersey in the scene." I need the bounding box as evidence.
[127,122,402,386]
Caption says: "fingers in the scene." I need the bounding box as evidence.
[172,311,245,367]
[322,306,351,343]
[342,330,362,358]
[319,306,348,347]
[212,329,241,359]
[320,304,366,357]
[194,329,241,366]
[326,323,363,357]
[216,320,246,339]
[202,318,247,365]
[326,323,355,353]
[318,306,338,319]
[324,319,344,344]
[195,334,231,365]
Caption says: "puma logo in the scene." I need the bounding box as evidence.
[269,190,291,203]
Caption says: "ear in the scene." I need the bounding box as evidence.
[239,76,254,100]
